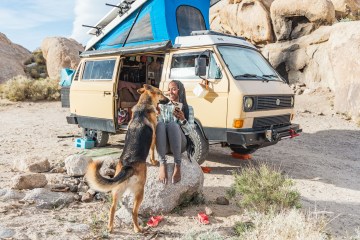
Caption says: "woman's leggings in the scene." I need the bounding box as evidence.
[156,121,187,165]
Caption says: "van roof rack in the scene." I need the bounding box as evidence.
[191,30,246,41]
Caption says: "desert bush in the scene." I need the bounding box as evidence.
[234,209,329,240]
[227,164,301,213]
[182,228,227,240]
[33,50,46,65]
[2,75,60,101]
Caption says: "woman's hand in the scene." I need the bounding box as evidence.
[173,107,185,121]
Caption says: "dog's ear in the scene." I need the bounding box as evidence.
[143,84,153,91]
[137,88,145,94]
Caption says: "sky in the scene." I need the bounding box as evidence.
[0,0,119,51]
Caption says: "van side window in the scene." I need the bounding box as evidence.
[170,53,221,79]
[82,59,116,80]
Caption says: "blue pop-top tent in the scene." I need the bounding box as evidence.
[93,0,210,50]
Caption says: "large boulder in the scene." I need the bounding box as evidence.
[41,37,84,79]
[0,33,31,83]
[262,21,360,121]
[270,0,336,41]
[115,156,204,222]
[328,22,360,120]
[330,0,360,19]
[211,0,274,44]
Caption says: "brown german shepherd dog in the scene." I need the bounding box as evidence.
[86,84,169,233]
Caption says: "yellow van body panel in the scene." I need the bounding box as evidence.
[70,56,120,120]
[161,47,229,129]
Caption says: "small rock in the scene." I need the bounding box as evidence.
[78,182,89,193]
[87,189,96,196]
[81,192,93,203]
[216,196,229,205]
[12,173,48,190]
[69,185,78,193]
[64,155,92,177]
[0,226,16,239]
[74,194,81,201]
[14,157,51,173]
[51,184,69,192]
[318,112,325,116]
[50,167,66,173]
[205,206,213,216]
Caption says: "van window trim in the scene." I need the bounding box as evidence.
[169,50,222,80]
[81,58,117,81]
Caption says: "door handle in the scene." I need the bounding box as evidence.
[103,91,112,96]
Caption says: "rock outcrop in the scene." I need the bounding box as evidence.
[41,37,84,79]
[270,0,336,41]
[261,21,360,120]
[211,0,274,44]
[330,0,360,19]
[0,33,31,83]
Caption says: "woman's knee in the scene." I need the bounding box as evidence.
[166,121,181,132]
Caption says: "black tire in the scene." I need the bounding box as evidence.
[82,128,109,147]
[186,125,209,165]
[229,144,257,154]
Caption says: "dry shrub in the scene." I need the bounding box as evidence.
[3,75,60,101]
[235,209,329,240]
[227,164,301,213]
[2,76,32,101]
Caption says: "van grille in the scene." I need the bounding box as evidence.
[256,95,293,110]
[253,114,291,129]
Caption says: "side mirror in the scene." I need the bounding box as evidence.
[195,57,207,76]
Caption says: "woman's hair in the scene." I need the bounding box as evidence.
[170,80,189,121]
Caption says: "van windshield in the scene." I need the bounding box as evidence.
[217,46,280,81]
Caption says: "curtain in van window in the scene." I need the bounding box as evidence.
[82,59,116,80]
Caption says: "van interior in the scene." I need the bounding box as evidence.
[116,53,165,127]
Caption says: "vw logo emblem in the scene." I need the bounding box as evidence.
[276,99,281,105]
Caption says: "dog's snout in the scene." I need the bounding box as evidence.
[159,95,170,104]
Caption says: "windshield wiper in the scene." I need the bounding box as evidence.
[234,74,270,81]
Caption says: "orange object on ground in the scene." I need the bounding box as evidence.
[197,213,210,224]
[231,152,252,160]
[147,215,164,227]
[201,166,212,173]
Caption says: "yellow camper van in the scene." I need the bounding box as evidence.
[66,30,301,164]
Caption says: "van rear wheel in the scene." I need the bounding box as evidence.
[186,125,209,165]
[82,128,109,147]
[229,144,257,154]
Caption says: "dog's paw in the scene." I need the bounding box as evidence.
[150,159,159,166]
[134,226,142,233]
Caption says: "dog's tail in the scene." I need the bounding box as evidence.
[85,160,134,192]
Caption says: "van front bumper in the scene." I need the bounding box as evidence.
[227,124,302,148]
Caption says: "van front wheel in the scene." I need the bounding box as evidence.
[186,125,209,165]
[229,144,257,154]
[82,128,109,147]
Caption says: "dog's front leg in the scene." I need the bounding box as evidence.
[150,123,159,166]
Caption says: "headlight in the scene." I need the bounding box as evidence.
[291,96,294,107]
[244,97,254,111]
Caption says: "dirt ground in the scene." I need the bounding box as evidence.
[0,90,359,239]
